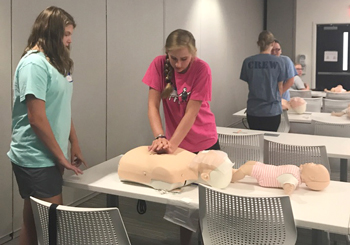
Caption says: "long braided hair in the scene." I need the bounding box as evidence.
[161,29,197,99]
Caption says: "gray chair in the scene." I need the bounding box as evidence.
[277,110,290,133]
[30,196,131,245]
[312,118,350,137]
[312,118,350,182]
[264,139,331,173]
[218,132,264,168]
[199,184,297,245]
[303,97,323,112]
[325,91,350,100]
[289,90,312,98]
[322,98,350,113]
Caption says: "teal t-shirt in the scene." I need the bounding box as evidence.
[8,50,73,168]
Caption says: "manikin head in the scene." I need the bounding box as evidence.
[331,85,346,92]
[300,163,330,191]
[289,97,306,114]
[190,150,233,189]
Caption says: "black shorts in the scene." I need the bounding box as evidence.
[12,163,63,199]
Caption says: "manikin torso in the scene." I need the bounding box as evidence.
[118,146,199,191]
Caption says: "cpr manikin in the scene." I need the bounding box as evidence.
[331,104,350,119]
[230,161,330,195]
[282,97,306,114]
[118,146,233,191]
[324,85,349,93]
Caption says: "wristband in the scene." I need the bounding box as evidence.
[155,134,166,140]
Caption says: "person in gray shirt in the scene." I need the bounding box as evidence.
[291,63,310,90]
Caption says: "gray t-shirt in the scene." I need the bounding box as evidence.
[240,54,286,117]
[291,76,306,90]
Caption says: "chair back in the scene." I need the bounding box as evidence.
[289,90,312,98]
[30,196,131,245]
[277,110,290,133]
[325,91,350,100]
[218,132,264,168]
[303,97,323,112]
[199,184,297,245]
[264,139,331,173]
[322,99,350,113]
[312,119,350,138]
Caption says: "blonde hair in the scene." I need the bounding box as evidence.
[257,30,275,52]
[161,29,197,99]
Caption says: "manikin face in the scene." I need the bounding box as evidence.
[271,42,282,56]
[167,47,193,73]
[295,64,303,76]
[63,24,74,48]
[195,150,233,189]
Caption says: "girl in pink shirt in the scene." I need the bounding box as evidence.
[142,29,218,154]
[142,29,219,245]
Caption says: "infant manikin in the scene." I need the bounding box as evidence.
[282,97,306,114]
[118,146,233,191]
[325,85,348,93]
[289,97,306,114]
[331,104,350,119]
[231,161,330,195]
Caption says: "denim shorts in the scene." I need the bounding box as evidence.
[12,163,63,199]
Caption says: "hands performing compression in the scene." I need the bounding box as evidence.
[148,137,177,154]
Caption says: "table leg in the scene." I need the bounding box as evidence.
[107,194,119,207]
[312,229,330,245]
[340,159,348,182]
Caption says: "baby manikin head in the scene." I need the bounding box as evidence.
[289,97,306,114]
[190,150,233,189]
[331,85,346,93]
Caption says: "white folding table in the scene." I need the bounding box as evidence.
[64,156,350,245]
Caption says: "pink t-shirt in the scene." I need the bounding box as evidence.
[251,162,301,188]
[142,55,217,152]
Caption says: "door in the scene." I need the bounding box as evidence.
[316,24,350,90]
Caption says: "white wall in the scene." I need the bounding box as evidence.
[295,0,350,87]
[106,0,164,159]
[1,0,264,240]
[0,0,13,242]
[201,0,264,126]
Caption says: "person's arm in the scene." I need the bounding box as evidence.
[147,88,170,153]
[282,77,294,93]
[302,83,310,90]
[26,95,82,175]
[69,119,86,168]
[278,81,283,96]
[168,99,202,153]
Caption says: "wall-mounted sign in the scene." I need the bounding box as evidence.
[324,51,338,62]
